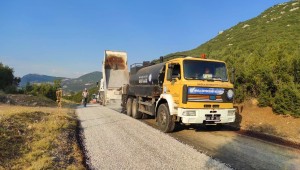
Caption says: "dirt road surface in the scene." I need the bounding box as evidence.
[76,104,230,169]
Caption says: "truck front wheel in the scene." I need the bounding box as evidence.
[126,98,132,116]
[157,104,175,133]
[132,98,142,119]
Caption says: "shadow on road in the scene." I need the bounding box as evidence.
[172,124,239,133]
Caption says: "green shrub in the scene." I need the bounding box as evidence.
[0,63,20,92]
[258,87,272,107]
[234,85,245,103]
[25,80,61,101]
[4,85,18,94]
[273,84,300,116]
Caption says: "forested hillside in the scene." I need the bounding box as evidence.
[20,74,64,87]
[165,1,300,116]
[61,71,101,94]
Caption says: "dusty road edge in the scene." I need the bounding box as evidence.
[76,118,92,170]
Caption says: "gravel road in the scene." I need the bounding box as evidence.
[143,119,300,170]
[76,104,231,170]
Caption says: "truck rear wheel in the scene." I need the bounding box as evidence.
[132,98,142,119]
[157,103,175,133]
[126,98,132,116]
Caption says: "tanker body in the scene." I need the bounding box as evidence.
[122,56,236,133]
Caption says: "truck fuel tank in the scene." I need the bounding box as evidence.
[129,62,165,86]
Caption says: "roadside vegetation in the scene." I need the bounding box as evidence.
[0,62,21,94]
[0,62,62,102]
[163,1,300,117]
[0,63,85,169]
[0,105,85,169]
[23,80,62,101]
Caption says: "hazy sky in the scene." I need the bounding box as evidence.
[0,0,289,78]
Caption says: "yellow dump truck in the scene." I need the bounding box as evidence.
[122,56,235,132]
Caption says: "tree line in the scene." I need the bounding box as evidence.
[0,62,21,93]
[0,62,61,101]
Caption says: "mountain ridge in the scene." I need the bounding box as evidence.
[62,71,102,93]
[20,71,102,93]
[20,74,65,87]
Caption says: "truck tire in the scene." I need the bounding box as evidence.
[132,98,142,119]
[126,98,132,116]
[157,103,175,133]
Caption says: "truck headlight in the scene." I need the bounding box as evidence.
[228,110,235,116]
[183,110,196,116]
[227,89,234,100]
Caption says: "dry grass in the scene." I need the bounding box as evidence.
[0,104,85,169]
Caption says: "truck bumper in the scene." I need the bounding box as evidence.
[177,108,236,124]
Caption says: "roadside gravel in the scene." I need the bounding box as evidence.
[76,104,231,170]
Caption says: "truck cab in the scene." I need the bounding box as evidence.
[123,56,235,132]
[159,57,235,128]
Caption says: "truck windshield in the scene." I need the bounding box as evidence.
[183,60,228,81]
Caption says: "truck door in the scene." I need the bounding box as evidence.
[164,63,182,106]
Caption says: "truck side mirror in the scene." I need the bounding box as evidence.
[96,81,99,87]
